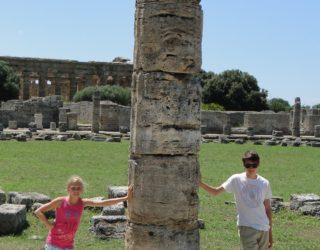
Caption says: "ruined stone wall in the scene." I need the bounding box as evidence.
[244,112,290,135]
[0,56,133,102]
[119,106,131,130]
[201,111,229,134]
[64,101,131,131]
[0,96,63,127]
[303,111,320,135]
[201,111,245,133]
[64,101,93,124]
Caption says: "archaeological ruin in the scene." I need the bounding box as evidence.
[0,55,132,102]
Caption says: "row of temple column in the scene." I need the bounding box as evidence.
[19,73,117,101]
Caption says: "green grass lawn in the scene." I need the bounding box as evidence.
[0,141,319,249]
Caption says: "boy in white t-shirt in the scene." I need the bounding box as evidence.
[199,150,273,249]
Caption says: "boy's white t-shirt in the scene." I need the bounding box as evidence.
[222,172,272,231]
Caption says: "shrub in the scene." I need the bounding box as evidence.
[201,102,225,111]
[73,85,131,106]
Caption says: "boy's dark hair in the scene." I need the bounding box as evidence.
[242,150,260,163]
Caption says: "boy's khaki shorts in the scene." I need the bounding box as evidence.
[238,226,269,250]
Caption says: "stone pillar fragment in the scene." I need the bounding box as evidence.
[34,113,43,130]
[59,108,69,132]
[50,122,57,130]
[126,1,203,249]
[292,97,301,137]
[67,112,78,130]
[92,91,100,133]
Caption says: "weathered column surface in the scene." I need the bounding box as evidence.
[126,0,203,249]
[38,73,46,97]
[292,97,301,137]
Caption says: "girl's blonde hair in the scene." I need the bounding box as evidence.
[66,175,85,191]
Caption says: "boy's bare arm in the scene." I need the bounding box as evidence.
[264,199,273,248]
[199,181,225,196]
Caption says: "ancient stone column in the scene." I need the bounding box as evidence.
[38,74,46,97]
[69,74,77,101]
[126,1,203,249]
[292,97,301,137]
[54,77,62,95]
[21,72,30,100]
[85,75,92,88]
[91,91,100,133]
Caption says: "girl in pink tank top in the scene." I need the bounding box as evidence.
[35,175,133,250]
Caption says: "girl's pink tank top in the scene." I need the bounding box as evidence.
[46,197,84,248]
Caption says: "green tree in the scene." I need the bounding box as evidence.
[0,60,20,101]
[267,98,291,112]
[195,69,216,87]
[312,103,320,109]
[202,69,268,111]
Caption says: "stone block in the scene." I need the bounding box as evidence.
[15,133,27,142]
[8,120,18,129]
[90,215,127,239]
[0,132,7,140]
[290,193,320,210]
[8,192,51,211]
[106,137,121,143]
[50,122,57,130]
[299,201,320,216]
[58,122,67,132]
[102,203,125,216]
[55,135,68,141]
[34,113,43,129]
[108,186,128,199]
[31,202,55,219]
[67,112,78,130]
[0,204,27,235]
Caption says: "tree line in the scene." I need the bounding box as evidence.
[0,60,318,111]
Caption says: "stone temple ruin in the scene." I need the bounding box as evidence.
[0,55,132,102]
[1,95,320,144]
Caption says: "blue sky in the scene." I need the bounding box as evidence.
[1,0,319,106]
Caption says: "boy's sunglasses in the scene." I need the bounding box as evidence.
[244,163,258,168]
